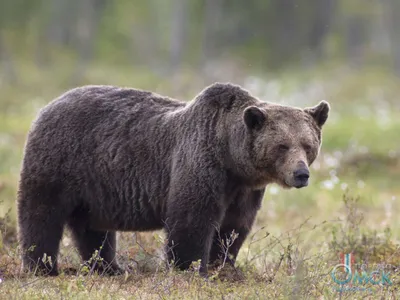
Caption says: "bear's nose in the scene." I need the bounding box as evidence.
[293,168,310,188]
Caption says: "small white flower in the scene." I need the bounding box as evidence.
[357,180,365,189]
[324,155,339,168]
[332,175,340,184]
[388,150,397,158]
[359,146,369,154]
[322,180,334,190]
[269,186,279,195]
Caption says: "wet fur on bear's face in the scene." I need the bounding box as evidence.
[212,84,330,189]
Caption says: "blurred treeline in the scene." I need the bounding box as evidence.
[1,0,400,85]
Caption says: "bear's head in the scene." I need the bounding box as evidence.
[239,100,330,189]
[200,83,330,189]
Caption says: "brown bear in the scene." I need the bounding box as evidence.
[17,83,329,276]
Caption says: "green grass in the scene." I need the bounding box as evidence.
[1,61,400,299]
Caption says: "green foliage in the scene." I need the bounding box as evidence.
[0,1,398,297]
[329,194,400,266]
[0,0,398,72]
[0,34,399,299]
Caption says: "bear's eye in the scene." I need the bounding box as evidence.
[303,144,312,153]
[277,144,290,152]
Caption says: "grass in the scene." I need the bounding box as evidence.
[0,61,400,299]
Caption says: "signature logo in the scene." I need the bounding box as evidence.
[331,253,392,292]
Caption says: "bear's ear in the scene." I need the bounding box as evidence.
[244,106,266,130]
[304,100,330,128]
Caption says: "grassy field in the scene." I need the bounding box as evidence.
[1,62,400,299]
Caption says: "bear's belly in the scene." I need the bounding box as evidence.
[87,208,164,232]
[80,181,167,232]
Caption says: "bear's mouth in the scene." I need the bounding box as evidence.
[282,178,309,189]
[280,179,293,189]
[294,180,309,189]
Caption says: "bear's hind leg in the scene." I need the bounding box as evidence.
[18,202,65,276]
[68,219,123,276]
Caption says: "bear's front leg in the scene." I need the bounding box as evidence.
[209,189,264,268]
[164,165,226,276]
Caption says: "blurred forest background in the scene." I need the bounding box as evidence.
[1,0,400,297]
[1,0,400,84]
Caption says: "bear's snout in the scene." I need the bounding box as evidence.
[293,167,309,188]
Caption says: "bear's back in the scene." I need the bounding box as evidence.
[41,85,185,124]
[22,86,187,221]
[29,85,186,150]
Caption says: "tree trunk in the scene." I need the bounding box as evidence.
[169,0,188,73]
[130,0,164,74]
[344,16,367,68]
[201,0,223,66]
[0,31,18,85]
[35,1,51,68]
[307,0,336,60]
[272,0,297,64]
[385,0,400,76]
[72,0,106,84]
[47,0,77,47]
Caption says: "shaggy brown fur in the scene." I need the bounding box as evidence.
[17,83,329,276]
